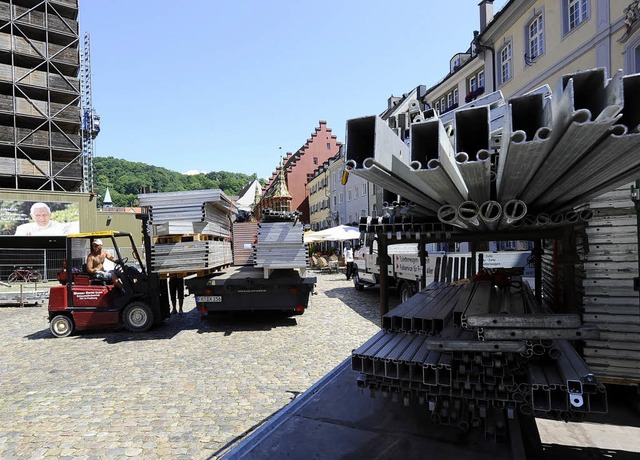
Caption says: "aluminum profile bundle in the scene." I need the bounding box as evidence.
[345,115,441,213]
[454,106,492,203]
[535,74,640,212]
[520,69,623,204]
[352,279,607,432]
[496,90,553,202]
[437,200,527,230]
[458,279,599,343]
[409,118,468,206]
[261,209,301,222]
[382,283,464,334]
[438,89,506,134]
[345,68,640,229]
[353,329,607,429]
[357,215,453,239]
[506,209,592,230]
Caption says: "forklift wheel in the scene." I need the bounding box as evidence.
[123,302,153,333]
[50,315,74,338]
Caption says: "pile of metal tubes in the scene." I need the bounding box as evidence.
[345,68,640,231]
[352,279,607,436]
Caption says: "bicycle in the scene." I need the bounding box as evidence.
[7,266,43,283]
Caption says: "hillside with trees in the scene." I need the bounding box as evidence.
[94,157,265,207]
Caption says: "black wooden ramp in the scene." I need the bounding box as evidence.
[221,359,527,460]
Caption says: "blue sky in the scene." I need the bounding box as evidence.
[79,0,507,180]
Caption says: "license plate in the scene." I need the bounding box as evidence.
[196,295,222,303]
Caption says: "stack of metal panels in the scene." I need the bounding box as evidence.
[253,219,308,269]
[232,222,258,266]
[138,189,235,239]
[153,220,230,237]
[353,280,607,435]
[138,189,236,273]
[149,240,232,274]
[578,186,640,380]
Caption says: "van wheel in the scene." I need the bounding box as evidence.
[353,271,364,291]
[399,282,415,303]
[123,302,153,332]
[50,315,74,338]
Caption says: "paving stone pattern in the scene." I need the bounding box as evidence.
[0,272,392,459]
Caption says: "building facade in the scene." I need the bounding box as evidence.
[263,121,341,223]
[424,0,640,108]
[309,145,376,228]
[307,154,335,231]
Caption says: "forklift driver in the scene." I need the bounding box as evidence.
[86,239,125,292]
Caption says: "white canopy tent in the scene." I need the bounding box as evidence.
[304,225,360,243]
[303,230,324,243]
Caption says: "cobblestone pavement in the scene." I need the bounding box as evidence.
[0,272,395,459]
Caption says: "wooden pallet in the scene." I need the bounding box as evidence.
[597,374,640,386]
[153,233,215,244]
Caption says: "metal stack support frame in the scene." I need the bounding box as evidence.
[347,67,640,445]
[354,226,613,442]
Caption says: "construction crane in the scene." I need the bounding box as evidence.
[80,32,100,195]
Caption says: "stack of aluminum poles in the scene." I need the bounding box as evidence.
[357,214,451,239]
[253,210,309,271]
[352,280,607,438]
[459,280,599,342]
[345,68,640,231]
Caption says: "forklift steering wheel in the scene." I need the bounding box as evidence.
[116,257,128,267]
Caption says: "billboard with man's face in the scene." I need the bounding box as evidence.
[0,200,79,236]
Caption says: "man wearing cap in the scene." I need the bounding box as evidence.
[86,239,123,291]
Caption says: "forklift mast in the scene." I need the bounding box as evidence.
[136,213,170,323]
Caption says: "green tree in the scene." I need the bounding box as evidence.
[93,157,264,206]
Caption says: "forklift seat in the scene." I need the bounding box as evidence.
[57,268,91,285]
[81,263,107,286]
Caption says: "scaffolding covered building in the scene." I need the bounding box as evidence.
[0,0,82,191]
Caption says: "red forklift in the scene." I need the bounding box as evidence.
[48,231,170,337]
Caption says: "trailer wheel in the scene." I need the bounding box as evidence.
[353,270,364,291]
[123,301,153,333]
[50,315,74,338]
[399,282,415,303]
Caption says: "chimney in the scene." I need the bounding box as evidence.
[479,0,494,31]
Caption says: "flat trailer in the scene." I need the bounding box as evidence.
[185,266,316,315]
[221,359,536,459]
[0,289,48,306]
